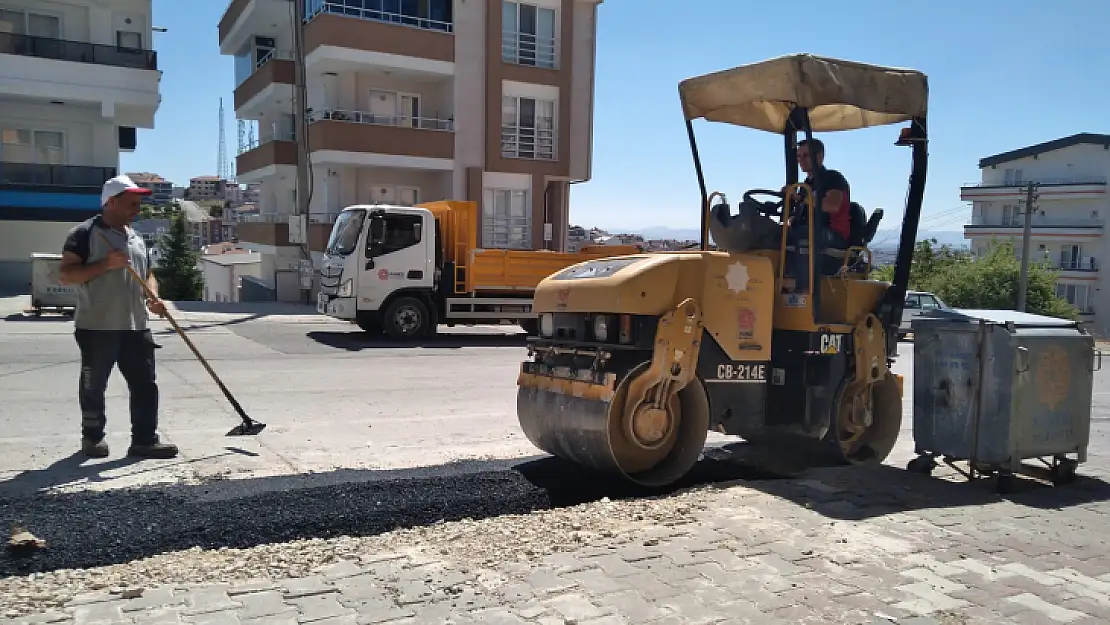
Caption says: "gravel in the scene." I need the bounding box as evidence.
[0,456,770,617]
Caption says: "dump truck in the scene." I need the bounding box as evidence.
[515,53,930,486]
[316,200,640,338]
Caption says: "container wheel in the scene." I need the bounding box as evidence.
[383,297,431,340]
[906,456,936,475]
[833,372,902,464]
[997,473,1018,494]
[1051,459,1078,486]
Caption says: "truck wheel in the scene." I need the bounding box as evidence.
[383,297,430,340]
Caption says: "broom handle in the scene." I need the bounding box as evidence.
[94,230,249,419]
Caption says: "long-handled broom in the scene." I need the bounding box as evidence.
[95,231,266,436]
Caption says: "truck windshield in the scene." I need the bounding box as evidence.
[325,209,366,256]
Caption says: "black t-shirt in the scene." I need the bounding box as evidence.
[791,167,851,239]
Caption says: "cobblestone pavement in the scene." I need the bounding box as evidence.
[6,458,1110,625]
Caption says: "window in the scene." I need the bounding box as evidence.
[1056,283,1089,311]
[368,90,421,128]
[920,296,941,310]
[904,294,921,309]
[502,95,556,160]
[1061,245,1082,270]
[0,8,62,38]
[0,128,64,164]
[368,213,423,257]
[117,30,142,50]
[502,1,557,68]
[1004,168,1024,185]
[321,0,453,31]
[482,188,530,249]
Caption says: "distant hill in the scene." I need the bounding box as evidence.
[610,225,967,250]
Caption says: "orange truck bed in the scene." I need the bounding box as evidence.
[419,199,641,295]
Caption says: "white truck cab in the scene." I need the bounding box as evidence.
[317,204,437,335]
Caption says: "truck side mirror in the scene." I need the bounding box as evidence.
[369,215,385,246]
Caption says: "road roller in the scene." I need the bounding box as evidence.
[516,53,931,486]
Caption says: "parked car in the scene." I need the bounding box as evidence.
[898,290,947,339]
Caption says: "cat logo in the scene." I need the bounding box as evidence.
[819,333,844,354]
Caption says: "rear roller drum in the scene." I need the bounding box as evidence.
[517,362,711,487]
[832,372,903,464]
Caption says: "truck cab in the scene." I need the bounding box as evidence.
[318,204,437,335]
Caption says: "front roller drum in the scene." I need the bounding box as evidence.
[517,363,711,487]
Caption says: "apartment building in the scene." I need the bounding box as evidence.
[127,171,173,204]
[0,0,161,293]
[219,0,601,297]
[962,132,1110,332]
[188,175,227,200]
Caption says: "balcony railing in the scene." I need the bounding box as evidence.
[304,0,453,33]
[1056,259,1099,271]
[0,163,116,188]
[962,175,1108,188]
[501,125,556,160]
[307,107,454,131]
[501,31,557,69]
[966,219,1104,228]
[256,48,293,69]
[0,32,157,70]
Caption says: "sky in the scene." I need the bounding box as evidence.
[123,0,1110,236]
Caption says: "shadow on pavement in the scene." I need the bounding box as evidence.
[717,442,1110,520]
[306,329,528,350]
[0,446,778,577]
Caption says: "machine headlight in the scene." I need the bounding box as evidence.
[337,279,353,297]
[593,315,610,342]
[539,313,554,337]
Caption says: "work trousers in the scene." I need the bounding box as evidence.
[75,329,159,444]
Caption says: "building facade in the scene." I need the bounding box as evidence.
[0,0,161,293]
[218,0,601,296]
[188,175,228,201]
[962,133,1110,332]
[127,171,173,204]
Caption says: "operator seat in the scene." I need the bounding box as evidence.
[708,198,782,253]
[844,202,884,272]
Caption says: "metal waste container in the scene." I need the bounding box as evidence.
[907,308,1099,493]
[29,252,77,316]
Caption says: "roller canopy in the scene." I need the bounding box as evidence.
[678,53,929,133]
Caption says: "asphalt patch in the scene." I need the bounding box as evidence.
[0,453,784,577]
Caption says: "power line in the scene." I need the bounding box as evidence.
[870,204,971,248]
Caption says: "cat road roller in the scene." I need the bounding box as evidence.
[516,53,930,486]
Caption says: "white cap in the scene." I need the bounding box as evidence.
[101,174,152,206]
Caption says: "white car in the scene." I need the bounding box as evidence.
[898,290,947,339]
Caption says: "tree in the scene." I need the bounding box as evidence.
[153,210,204,301]
[871,238,1078,320]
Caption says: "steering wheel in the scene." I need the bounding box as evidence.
[742,189,785,218]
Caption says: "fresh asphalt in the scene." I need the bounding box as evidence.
[2,297,1109,577]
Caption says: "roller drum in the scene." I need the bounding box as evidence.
[516,365,712,487]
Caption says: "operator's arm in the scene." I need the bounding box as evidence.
[58,225,107,286]
[820,170,849,214]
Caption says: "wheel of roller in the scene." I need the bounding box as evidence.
[831,372,903,464]
[516,361,711,487]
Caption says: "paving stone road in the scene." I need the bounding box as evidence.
[7,458,1110,625]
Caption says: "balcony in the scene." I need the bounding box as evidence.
[501,125,556,161]
[0,163,116,188]
[302,5,454,72]
[307,107,454,167]
[234,50,295,113]
[502,31,558,69]
[961,176,1107,202]
[304,0,453,33]
[0,32,157,70]
[236,137,298,181]
[964,219,1104,240]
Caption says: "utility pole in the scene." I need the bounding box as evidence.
[292,0,312,304]
[1016,181,1039,312]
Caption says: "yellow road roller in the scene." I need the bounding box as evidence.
[516,53,930,486]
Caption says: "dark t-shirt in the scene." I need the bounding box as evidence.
[793,167,851,241]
